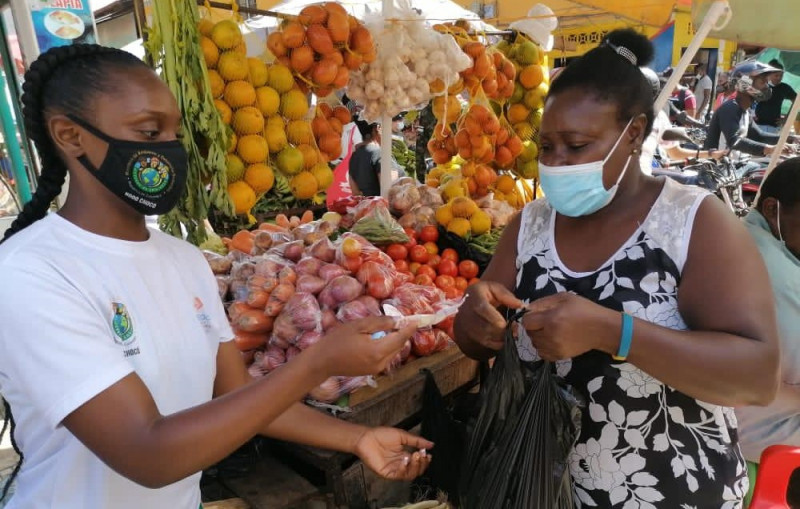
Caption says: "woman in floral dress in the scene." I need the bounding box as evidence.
[453,29,780,508]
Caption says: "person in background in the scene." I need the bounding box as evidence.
[694,62,714,121]
[0,45,431,509]
[454,28,778,507]
[333,94,363,167]
[704,61,796,157]
[755,60,798,135]
[0,174,18,218]
[713,71,737,111]
[663,68,698,122]
[348,120,381,196]
[736,157,800,507]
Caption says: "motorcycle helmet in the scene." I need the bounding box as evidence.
[730,61,780,101]
[640,67,660,101]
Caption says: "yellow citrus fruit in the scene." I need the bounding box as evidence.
[228,132,238,154]
[495,174,516,195]
[255,86,280,117]
[290,171,319,200]
[470,209,492,235]
[530,108,543,128]
[244,163,275,193]
[513,121,534,141]
[297,144,319,169]
[507,103,530,124]
[228,180,257,215]
[451,196,478,218]
[247,58,269,87]
[217,51,249,82]
[237,135,269,164]
[286,120,314,145]
[197,18,214,37]
[211,19,243,50]
[224,80,256,109]
[208,70,225,98]
[441,179,467,202]
[225,153,246,183]
[518,140,538,162]
[280,89,309,120]
[214,99,233,125]
[516,159,539,180]
[201,37,219,69]
[523,82,549,111]
[264,116,288,153]
[276,146,305,176]
[447,217,472,238]
[519,65,544,90]
[310,162,333,190]
[267,63,295,94]
[231,41,247,56]
[435,203,454,227]
[232,106,265,135]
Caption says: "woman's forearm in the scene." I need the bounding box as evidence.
[260,402,368,453]
[594,313,779,407]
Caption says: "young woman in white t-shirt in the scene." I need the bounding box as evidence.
[0,45,431,508]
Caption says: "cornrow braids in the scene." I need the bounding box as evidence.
[0,44,149,503]
[0,43,149,244]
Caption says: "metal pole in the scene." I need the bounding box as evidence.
[379,0,393,197]
[0,69,31,203]
[654,0,730,114]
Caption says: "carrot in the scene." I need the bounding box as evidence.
[227,301,251,322]
[289,216,301,228]
[258,222,290,234]
[237,310,274,334]
[275,214,291,229]
[300,210,314,224]
[230,230,255,254]
[265,283,295,317]
[278,266,297,286]
[246,289,269,309]
[233,329,269,351]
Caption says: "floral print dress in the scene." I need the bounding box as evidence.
[514,179,748,508]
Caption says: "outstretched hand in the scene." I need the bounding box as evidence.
[354,427,433,481]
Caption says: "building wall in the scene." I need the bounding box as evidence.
[95,12,137,49]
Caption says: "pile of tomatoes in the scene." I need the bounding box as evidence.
[382,226,480,300]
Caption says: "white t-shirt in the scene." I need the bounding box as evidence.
[0,214,232,509]
[694,74,713,110]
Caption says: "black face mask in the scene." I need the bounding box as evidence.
[68,115,188,215]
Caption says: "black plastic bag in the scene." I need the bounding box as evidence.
[459,310,581,509]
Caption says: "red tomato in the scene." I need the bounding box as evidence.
[409,262,421,275]
[403,227,418,242]
[455,276,469,291]
[441,248,460,264]
[458,260,479,280]
[412,329,437,356]
[342,256,362,273]
[423,241,439,256]
[468,277,481,286]
[443,286,460,299]
[386,243,408,261]
[410,245,431,264]
[435,274,456,290]
[419,225,439,244]
[427,254,441,269]
[367,274,394,299]
[414,274,434,286]
[438,259,459,278]
[394,259,410,273]
[416,265,437,280]
[404,236,417,250]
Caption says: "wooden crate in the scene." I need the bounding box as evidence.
[204,499,250,509]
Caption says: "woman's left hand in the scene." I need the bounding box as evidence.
[353,427,433,480]
[521,293,619,361]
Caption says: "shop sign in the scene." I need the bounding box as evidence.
[28,0,97,53]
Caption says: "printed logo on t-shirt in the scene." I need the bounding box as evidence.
[194,297,212,333]
[111,302,140,357]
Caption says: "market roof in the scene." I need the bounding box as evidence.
[693,0,800,50]
[533,0,691,29]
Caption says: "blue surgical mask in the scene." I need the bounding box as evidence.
[539,118,634,217]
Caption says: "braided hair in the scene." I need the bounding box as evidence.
[0,44,149,244]
[548,28,656,137]
[0,44,148,502]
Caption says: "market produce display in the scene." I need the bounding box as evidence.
[144,0,233,243]
[204,208,472,404]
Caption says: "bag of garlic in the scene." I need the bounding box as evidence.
[346,0,472,122]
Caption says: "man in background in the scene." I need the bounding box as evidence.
[755,60,797,135]
[694,63,713,121]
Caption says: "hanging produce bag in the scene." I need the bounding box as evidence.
[459,310,581,509]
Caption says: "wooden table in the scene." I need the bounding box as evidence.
[275,347,479,508]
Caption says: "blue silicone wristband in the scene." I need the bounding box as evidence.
[612,313,634,361]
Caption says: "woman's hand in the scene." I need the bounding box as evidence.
[353,427,433,481]
[521,293,619,361]
[306,316,416,378]
[455,281,524,353]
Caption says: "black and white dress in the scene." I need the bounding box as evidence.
[514,179,748,508]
